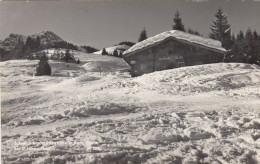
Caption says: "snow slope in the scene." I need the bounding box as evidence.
[124,30,226,55]
[94,44,131,55]
[1,54,260,164]
[108,63,260,98]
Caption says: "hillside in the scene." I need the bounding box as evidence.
[1,55,260,163]
[94,44,131,55]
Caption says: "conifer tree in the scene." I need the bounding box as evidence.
[113,50,118,57]
[64,49,70,62]
[119,51,123,58]
[237,31,245,42]
[25,37,33,50]
[138,28,148,42]
[234,31,246,63]
[244,29,253,63]
[101,48,108,55]
[231,33,236,46]
[252,30,260,65]
[209,8,232,49]
[225,33,236,62]
[36,53,51,76]
[76,58,80,64]
[172,11,185,32]
[245,29,259,64]
[35,36,41,51]
[15,38,26,59]
[31,38,37,50]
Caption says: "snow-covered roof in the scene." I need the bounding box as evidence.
[123,30,226,56]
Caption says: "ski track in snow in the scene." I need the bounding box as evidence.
[1,51,260,164]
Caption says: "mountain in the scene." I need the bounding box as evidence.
[0,34,27,51]
[0,31,64,52]
[30,31,63,45]
[0,31,80,61]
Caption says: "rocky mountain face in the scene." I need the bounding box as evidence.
[0,34,27,51]
[0,31,131,61]
[0,31,64,51]
[0,31,76,61]
[30,31,63,45]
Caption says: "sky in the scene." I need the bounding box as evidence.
[0,0,260,49]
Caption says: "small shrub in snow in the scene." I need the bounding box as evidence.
[36,53,51,76]
[101,48,108,55]
[118,51,123,58]
[113,50,118,57]
[64,49,72,62]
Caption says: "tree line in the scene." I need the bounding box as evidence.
[137,8,260,66]
[100,41,136,58]
[25,36,78,54]
[81,46,99,53]
[101,48,123,58]
[35,49,81,76]
[0,35,101,61]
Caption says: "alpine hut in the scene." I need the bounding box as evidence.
[123,30,226,76]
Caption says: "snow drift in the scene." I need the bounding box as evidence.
[104,63,260,99]
[1,54,260,164]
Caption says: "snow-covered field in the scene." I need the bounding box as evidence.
[1,51,260,164]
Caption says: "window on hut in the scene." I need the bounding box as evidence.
[130,61,136,65]
[178,62,185,67]
[159,56,170,61]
